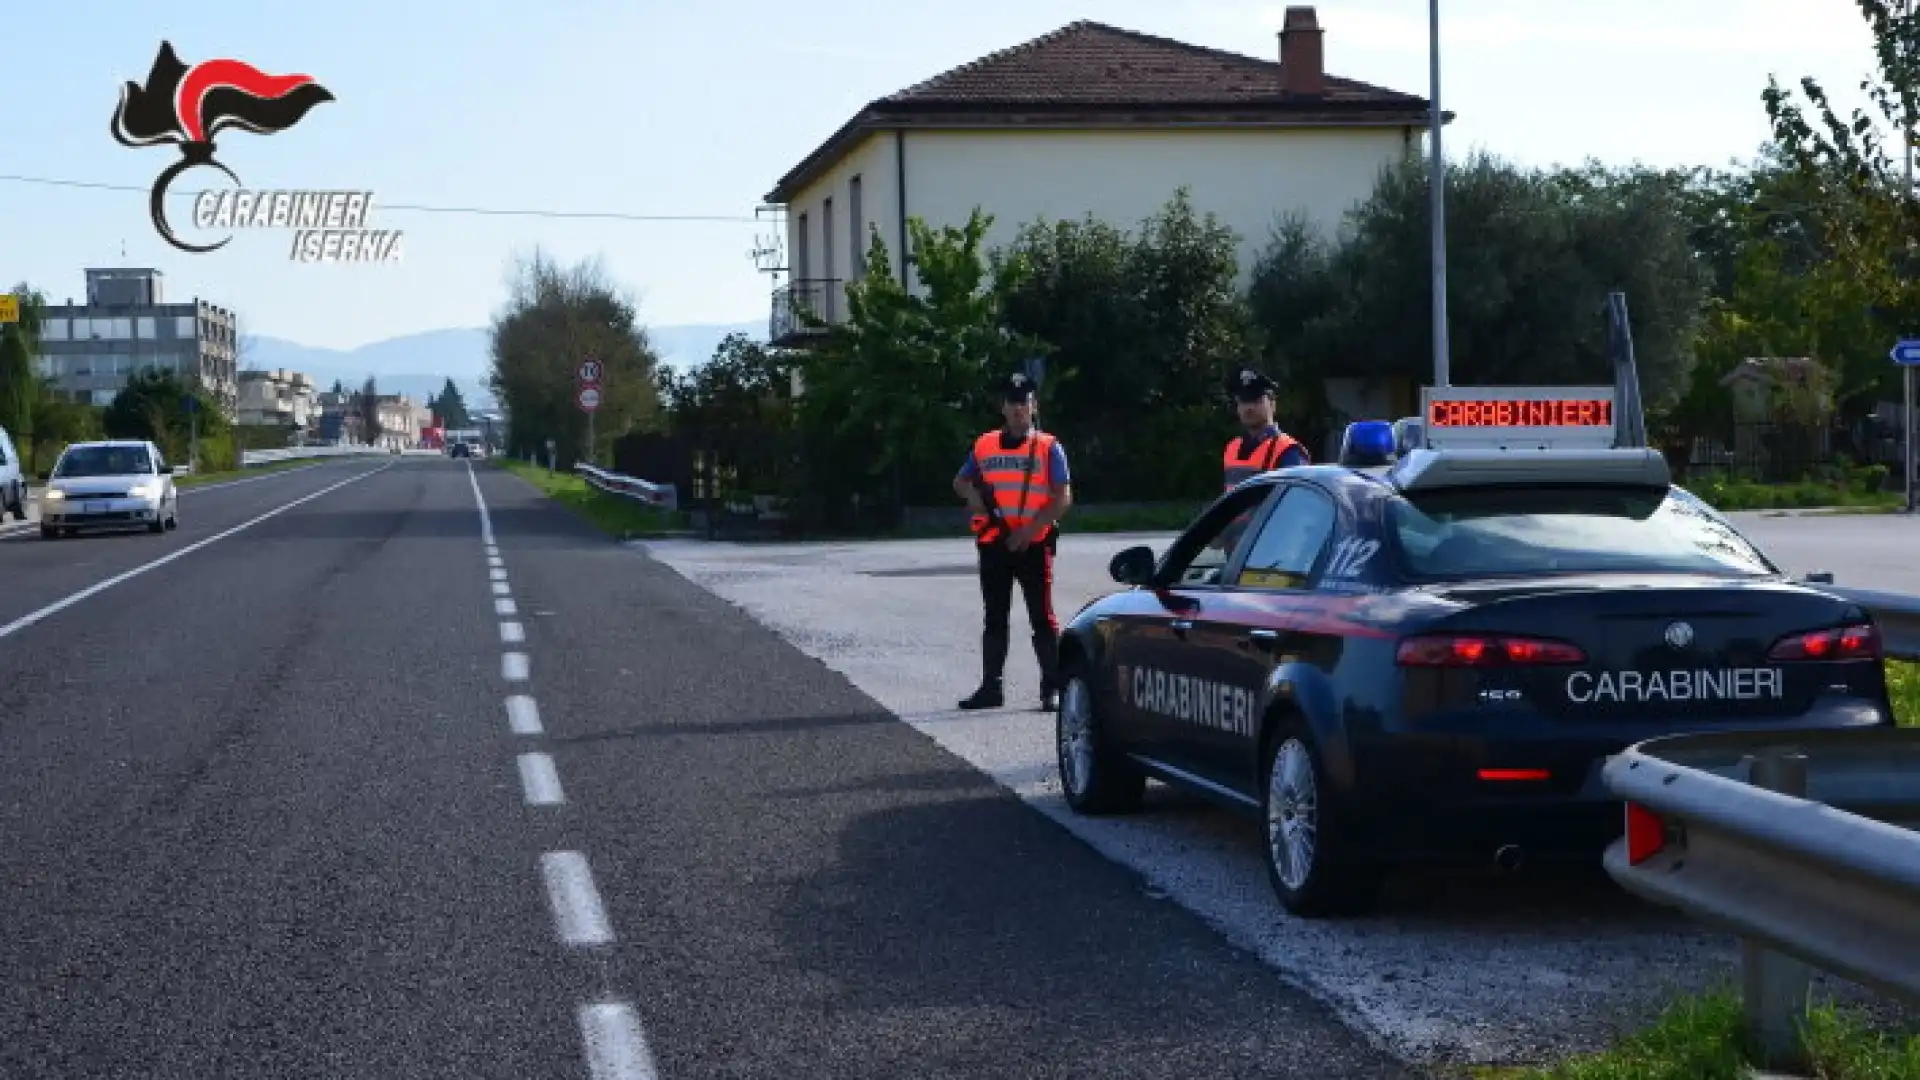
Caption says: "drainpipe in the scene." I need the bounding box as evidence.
[895,130,910,288]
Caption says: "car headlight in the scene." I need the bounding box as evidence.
[43,489,63,500]
[127,484,155,499]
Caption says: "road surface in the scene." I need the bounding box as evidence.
[0,458,1409,1079]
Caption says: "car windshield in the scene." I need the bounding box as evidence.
[55,446,151,478]
[1387,485,1779,580]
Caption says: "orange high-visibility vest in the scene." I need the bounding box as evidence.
[969,429,1058,542]
[1223,431,1303,491]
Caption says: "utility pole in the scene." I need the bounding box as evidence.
[1428,0,1450,388]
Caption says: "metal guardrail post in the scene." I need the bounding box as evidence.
[1740,749,1814,1071]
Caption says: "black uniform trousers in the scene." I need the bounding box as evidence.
[975,530,1060,690]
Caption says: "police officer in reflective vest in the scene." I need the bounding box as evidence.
[1218,368,1310,549]
[954,372,1074,712]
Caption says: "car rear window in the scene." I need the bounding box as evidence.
[1386,485,1778,580]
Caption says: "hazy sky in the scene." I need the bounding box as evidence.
[0,0,1884,350]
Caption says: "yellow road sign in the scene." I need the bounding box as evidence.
[0,295,17,324]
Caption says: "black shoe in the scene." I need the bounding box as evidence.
[1039,686,1058,712]
[959,682,1005,710]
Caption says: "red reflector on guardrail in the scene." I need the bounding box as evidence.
[1625,803,1665,864]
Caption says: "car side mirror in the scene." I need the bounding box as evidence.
[1109,545,1156,586]
[1802,570,1835,584]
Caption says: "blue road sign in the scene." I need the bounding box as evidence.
[1890,339,1920,366]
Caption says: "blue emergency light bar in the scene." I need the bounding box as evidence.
[1338,420,1397,467]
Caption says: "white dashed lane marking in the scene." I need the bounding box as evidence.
[505,694,543,735]
[517,752,566,806]
[580,1002,660,1080]
[467,461,660,1077]
[541,851,615,946]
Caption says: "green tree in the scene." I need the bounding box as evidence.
[1249,153,1709,420]
[0,284,47,447]
[1763,0,1920,402]
[992,188,1261,499]
[486,249,662,466]
[793,210,1046,520]
[103,367,228,464]
[658,333,797,500]
[351,376,382,445]
[432,377,470,428]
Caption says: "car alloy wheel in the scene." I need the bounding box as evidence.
[1057,677,1096,799]
[1266,737,1319,892]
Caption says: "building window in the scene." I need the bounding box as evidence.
[136,316,156,339]
[41,318,67,341]
[70,317,92,340]
[848,175,863,262]
[91,390,114,406]
[176,315,196,339]
[796,212,810,278]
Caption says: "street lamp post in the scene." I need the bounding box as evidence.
[1429,0,1450,388]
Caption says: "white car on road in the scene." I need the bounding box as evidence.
[41,439,179,539]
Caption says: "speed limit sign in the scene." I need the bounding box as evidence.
[578,359,603,383]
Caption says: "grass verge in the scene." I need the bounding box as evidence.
[1469,988,1920,1080]
[174,457,323,487]
[496,459,691,538]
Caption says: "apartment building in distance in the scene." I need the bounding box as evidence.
[32,268,240,416]
[237,368,320,433]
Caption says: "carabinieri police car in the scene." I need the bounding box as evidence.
[1053,383,1894,917]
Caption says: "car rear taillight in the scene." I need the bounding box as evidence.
[1765,623,1880,662]
[1395,634,1587,667]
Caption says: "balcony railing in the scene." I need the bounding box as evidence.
[770,278,840,346]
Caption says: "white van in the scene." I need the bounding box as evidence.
[0,426,26,521]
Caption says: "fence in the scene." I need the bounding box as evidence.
[1604,584,1920,1071]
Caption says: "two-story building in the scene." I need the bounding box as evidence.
[763,7,1438,345]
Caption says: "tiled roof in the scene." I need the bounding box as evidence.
[879,20,1422,110]
[766,17,1433,203]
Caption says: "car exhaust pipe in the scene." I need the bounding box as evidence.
[1493,845,1525,874]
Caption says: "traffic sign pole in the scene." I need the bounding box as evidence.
[576,357,602,466]
[1889,340,1920,513]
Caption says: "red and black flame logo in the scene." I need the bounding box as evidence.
[110,42,334,253]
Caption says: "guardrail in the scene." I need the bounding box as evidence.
[240,445,393,466]
[575,463,678,511]
[1604,721,1920,1070]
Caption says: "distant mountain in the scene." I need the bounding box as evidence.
[245,319,766,409]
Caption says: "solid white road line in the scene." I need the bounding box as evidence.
[578,1002,660,1080]
[491,580,512,596]
[502,651,530,682]
[541,851,615,946]
[495,598,518,616]
[0,465,392,642]
[488,555,504,568]
[500,621,525,644]
[517,752,565,806]
[506,695,543,735]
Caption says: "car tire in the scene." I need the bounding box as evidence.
[40,524,56,540]
[1260,727,1383,918]
[1056,671,1146,815]
[9,483,25,521]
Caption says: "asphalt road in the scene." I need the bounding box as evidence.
[0,457,1413,1079]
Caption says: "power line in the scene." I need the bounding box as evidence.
[0,173,762,223]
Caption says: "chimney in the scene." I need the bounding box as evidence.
[1279,6,1325,96]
